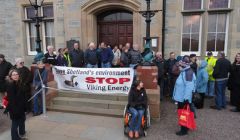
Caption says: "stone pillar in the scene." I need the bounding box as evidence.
[136,66,160,119]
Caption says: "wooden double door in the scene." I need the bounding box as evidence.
[98,21,133,47]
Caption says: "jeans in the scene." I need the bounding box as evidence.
[206,80,215,97]
[11,116,26,140]
[33,89,43,114]
[129,107,145,132]
[101,62,111,68]
[86,63,98,68]
[215,80,228,109]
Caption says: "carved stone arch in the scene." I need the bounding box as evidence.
[80,0,142,49]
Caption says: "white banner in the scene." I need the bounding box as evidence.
[52,66,134,94]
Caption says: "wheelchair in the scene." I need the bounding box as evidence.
[123,104,151,137]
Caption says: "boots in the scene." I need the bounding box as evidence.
[176,126,188,136]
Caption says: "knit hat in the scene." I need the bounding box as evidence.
[15,57,24,64]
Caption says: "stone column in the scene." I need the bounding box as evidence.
[136,66,160,119]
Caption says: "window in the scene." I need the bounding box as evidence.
[181,15,201,55]
[183,0,202,10]
[97,10,133,21]
[209,0,230,9]
[207,14,228,53]
[24,5,54,55]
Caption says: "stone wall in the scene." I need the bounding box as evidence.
[164,0,240,61]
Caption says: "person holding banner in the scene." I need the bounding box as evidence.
[32,61,48,116]
[172,55,196,136]
[4,69,28,140]
[84,42,99,68]
[128,80,148,138]
[99,42,113,68]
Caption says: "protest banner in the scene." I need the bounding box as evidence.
[52,66,134,94]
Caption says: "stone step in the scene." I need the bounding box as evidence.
[48,105,124,118]
[52,97,127,110]
[58,90,128,101]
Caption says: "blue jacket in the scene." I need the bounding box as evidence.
[33,68,48,89]
[173,66,196,103]
[100,48,113,64]
[196,60,208,93]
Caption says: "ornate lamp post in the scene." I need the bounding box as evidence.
[139,0,160,65]
[29,0,44,52]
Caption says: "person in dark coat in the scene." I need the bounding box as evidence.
[228,53,240,112]
[99,42,113,68]
[128,80,148,139]
[165,52,177,97]
[190,54,198,74]
[153,51,165,100]
[44,45,57,65]
[120,46,130,67]
[11,58,32,113]
[56,48,68,66]
[0,54,12,109]
[211,52,231,110]
[4,69,27,140]
[84,42,99,68]
[69,43,84,67]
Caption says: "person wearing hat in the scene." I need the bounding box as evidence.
[173,55,196,136]
[205,51,217,98]
[32,60,48,116]
[11,58,32,113]
[0,54,13,109]
[128,80,148,138]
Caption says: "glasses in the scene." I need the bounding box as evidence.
[20,62,24,65]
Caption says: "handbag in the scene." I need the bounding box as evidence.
[178,104,196,130]
[192,92,202,108]
[2,95,8,109]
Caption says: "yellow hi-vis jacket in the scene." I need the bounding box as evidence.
[205,56,217,81]
[64,54,71,67]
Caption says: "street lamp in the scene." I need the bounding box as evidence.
[28,0,44,52]
[139,0,161,65]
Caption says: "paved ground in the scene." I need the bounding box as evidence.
[0,98,240,140]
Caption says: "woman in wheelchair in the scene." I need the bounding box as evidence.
[128,80,148,138]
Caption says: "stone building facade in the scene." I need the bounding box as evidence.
[0,0,162,65]
[0,0,239,65]
[165,0,240,59]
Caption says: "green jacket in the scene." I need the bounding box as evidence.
[205,56,217,81]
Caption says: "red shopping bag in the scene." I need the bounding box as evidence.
[177,104,196,130]
[2,95,8,109]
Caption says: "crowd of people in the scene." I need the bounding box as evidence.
[154,51,240,136]
[0,41,240,139]
[34,42,143,69]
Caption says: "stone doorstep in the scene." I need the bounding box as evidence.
[48,105,124,118]
[58,91,128,101]
[52,97,127,110]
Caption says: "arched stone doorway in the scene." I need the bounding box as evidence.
[81,0,141,49]
[97,10,133,47]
